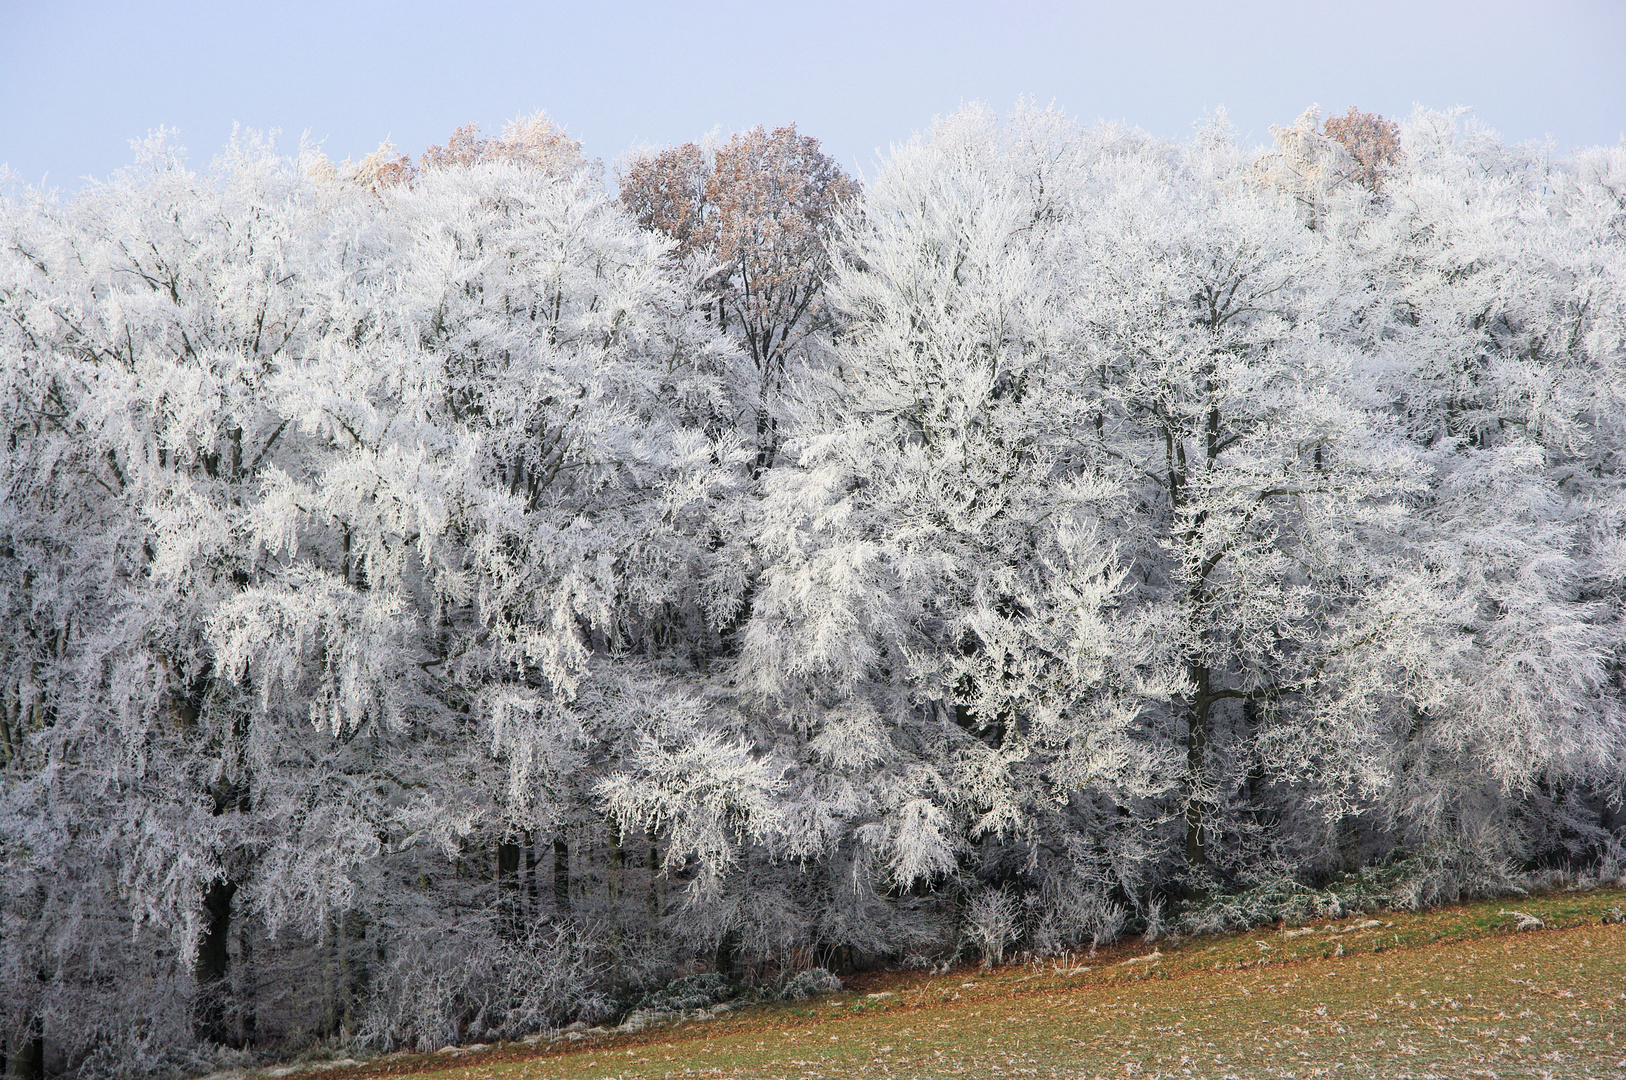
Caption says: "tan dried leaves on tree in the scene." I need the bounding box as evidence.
[420,111,589,177]
[1261,105,1404,228]
[620,125,860,468]
[620,142,710,253]
[308,111,590,194]
[706,126,861,373]
[1323,107,1402,193]
[622,125,859,373]
[308,139,418,191]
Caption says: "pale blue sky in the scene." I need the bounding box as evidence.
[2,0,1623,189]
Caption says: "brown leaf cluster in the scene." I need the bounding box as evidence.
[619,142,710,253]
[620,124,860,470]
[620,125,860,377]
[1323,106,1402,193]
[370,151,418,189]
[420,111,589,177]
[310,112,589,195]
[308,140,418,193]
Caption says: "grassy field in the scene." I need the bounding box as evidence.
[331,887,1626,1080]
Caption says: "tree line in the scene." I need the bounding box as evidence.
[1,103,1623,1077]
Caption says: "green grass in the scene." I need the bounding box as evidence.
[332,887,1626,1079]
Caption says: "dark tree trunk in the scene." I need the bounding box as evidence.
[1183,680,1212,871]
[193,879,238,1045]
[524,830,539,923]
[497,838,522,933]
[5,1014,44,1080]
[553,836,571,915]
[714,929,740,975]
[646,825,661,932]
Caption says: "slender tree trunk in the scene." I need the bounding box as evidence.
[1183,672,1212,871]
[646,824,661,934]
[524,830,538,927]
[320,910,355,1041]
[552,836,571,916]
[339,908,353,1043]
[497,838,521,934]
[238,928,256,1047]
[608,821,625,970]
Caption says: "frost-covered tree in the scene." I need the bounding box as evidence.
[1341,109,1626,886]
[1067,116,1446,882]
[741,105,1424,905]
[4,102,1624,1079]
[0,129,331,1071]
[619,125,860,471]
[206,151,751,1042]
[1,129,750,1068]
[736,108,1169,925]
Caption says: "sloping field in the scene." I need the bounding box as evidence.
[330,888,1626,1080]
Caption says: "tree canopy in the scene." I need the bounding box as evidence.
[2,104,1623,1077]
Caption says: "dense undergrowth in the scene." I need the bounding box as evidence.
[160,877,1626,1080]
[216,883,1626,1080]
